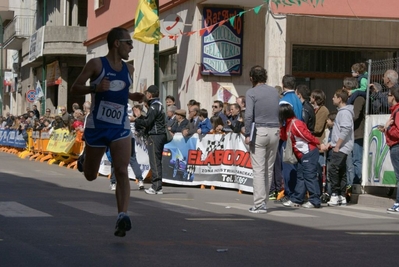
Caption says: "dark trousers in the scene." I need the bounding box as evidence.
[147,134,166,191]
[328,151,348,196]
[279,140,297,197]
[291,148,321,206]
[270,149,283,193]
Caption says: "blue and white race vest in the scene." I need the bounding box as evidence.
[85,57,132,129]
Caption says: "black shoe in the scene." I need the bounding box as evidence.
[77,153,85,172]
[114,213,132,237]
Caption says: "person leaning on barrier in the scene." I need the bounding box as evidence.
[209,115,224,134]
[182,104,200,138]
[197,108,212,135]
[227,103,244,134]
[166,105,177,128]
[171,109,189,134]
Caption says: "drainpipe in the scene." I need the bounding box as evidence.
[154,0,159,89]
[41,0,47,115]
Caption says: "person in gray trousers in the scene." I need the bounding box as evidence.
[245,65,281,214]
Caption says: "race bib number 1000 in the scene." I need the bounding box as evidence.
[96,101,124,124]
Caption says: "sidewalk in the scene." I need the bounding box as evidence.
[354,185,396,208]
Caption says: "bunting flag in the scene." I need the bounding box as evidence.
[133,0,162,44]
[35,80,44,101]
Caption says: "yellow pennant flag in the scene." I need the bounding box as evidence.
[133,0,162,44]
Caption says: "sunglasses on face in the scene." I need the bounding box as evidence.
[212,105,219,108]
[119,39,133,46]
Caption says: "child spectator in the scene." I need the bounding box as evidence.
[197,108,212,135]
[209,115,224,134]
[321,111,337,202]
[42,119,52,132]
[324,89,354,207]
[347,62,368,104]
[279,103,322,208]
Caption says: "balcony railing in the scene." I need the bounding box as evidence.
[3,15,35,44]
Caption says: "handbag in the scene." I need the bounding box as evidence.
[282,119,298,164]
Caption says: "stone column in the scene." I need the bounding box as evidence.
[264,13,287,88]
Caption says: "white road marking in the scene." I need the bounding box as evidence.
[207,202,317,217]
[346,232,399,235]
[0,202,51,217]
[186,218,253,221]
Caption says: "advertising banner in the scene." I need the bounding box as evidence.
[46,129,76,154]
[365,114,396,187]
[0,129,26,148]
[98,136,151,180]
[162,133,253,193]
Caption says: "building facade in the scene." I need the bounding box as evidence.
[1,0,399,116]
[1,0,87,116]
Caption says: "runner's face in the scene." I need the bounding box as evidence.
[118,33,133,60]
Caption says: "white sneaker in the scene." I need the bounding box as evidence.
[145,187,163,195]
[339,195,347,206]
[110,183,116,191]
[282,200,300,207]
[327,194,339,206]
[138,180,144,190]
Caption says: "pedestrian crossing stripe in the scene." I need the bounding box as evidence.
[206,202,396,220]
[0,201,52,217]
[207,202,317,217]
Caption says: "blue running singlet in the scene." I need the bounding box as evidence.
[85,57,132,130]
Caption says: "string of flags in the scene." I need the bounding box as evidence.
[133,0,267,44]
[165,3,266,41]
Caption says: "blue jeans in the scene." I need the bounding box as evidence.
[291,148,321,206]
[389,145,399,203]
[353,139,363,184]
[280,140,297,197]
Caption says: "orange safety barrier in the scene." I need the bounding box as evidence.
[37,132,51,162]
[29,131,41,161]
[66,131,84,169]
[18,130,34,159]
[15,128,84,168]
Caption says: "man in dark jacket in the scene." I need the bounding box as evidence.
[296,84,315,134]
[134,85,167,195]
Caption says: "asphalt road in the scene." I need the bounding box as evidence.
[1,152,398,267]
